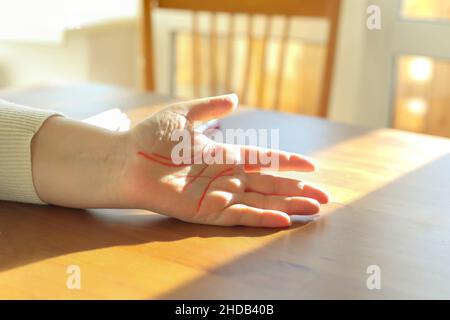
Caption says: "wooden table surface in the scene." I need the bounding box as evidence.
[1,83,450,299]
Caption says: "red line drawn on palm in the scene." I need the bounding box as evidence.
[137,151,233,212]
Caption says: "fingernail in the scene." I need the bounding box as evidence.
[226,93,239,108]
[302,154,318,171]
[312,162,319,172]
[327,193,333,203]
[286,217,292,227]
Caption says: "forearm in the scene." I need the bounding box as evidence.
[31,116,128,208]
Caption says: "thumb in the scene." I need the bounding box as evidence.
[169,94,238,123]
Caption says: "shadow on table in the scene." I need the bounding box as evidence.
[155,153,450,299]
[0,203,311,272]
[2,155,448,298]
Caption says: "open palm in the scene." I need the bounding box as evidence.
[118,95,329,227]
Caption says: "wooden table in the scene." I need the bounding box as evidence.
[1,83,450,299]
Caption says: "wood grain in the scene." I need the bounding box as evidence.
[158,0,331,17]
[272,16,291,110]
[140,0,155,91]
[1,84,450,299]
[192,11,202,97]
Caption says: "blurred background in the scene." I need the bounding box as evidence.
[0,0,449,137]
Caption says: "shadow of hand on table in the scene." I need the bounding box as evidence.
[0,202,312,272]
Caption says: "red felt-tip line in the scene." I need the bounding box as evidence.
[138,151,235,213]
[151,153,173,161]
[196,168,233,212]
[183,165,208,191]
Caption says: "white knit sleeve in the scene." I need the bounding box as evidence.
[0,99,62,204]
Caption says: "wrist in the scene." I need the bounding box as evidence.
[102,130,130,208]
[32,116,129,208]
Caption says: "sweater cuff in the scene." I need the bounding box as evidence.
[0,99,63,204]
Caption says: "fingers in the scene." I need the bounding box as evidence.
[237,145,317,172]
[218,204,291,228]
[239,192,320,215]
[245,173,330,204]
[169,94,238,123]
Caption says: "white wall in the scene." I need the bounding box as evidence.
[329,0,415,129]
[0,33,88,88]
[0,19,139,89]
[328,0,368,125]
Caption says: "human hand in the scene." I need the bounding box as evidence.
[116,94,330,227]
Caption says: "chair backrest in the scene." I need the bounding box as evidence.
[140,0,341,117]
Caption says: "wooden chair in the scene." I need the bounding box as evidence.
[140,0,341,117]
